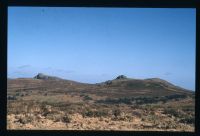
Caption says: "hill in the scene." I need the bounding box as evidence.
[7,74,195,131]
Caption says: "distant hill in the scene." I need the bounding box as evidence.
[7,74,194,97]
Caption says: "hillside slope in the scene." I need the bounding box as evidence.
[7,74,195,131]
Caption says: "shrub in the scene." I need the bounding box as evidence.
[84,109,109,117]
[113,109,121,117]
[15,93,20,96]
[18,114,36,124]
[96,110,109,117]
[80,94,85,97]
[163,108,185,118]
[132,111,142,118]
[7,96,17,100]
[61,114,71,123]
[181,105,195,112]
[145,114,157,122]
[85,110,94,117]
[179,116,195,124]
[41,105,52,116]
[84,95,93,100]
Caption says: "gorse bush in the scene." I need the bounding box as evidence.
[7,96,17,100]
[163,108,179,117]
[179,116,195,124]
[113,109,121,117]
[163,108,187,119]
[83,109,110,117]
[83,95,93,100]
[61,114,71,123]
[132,110,142,118]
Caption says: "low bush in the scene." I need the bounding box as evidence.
[83,108,110,117]
[113,109,121,117]
[84,95,93,101]
[163,108,186,118]
[61,114,71,123]
[179,116,195,124]
[132,110,142,118]
[17,114,36,124]
[7,96,17,100]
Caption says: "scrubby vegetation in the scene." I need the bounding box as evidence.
[7,77,195,131]
[96,94,189,105]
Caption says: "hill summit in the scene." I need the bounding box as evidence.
[115,75,127,80]
[34,73,62,80]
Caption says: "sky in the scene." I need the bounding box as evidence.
[8,7,196,91]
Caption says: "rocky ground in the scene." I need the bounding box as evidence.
[7,106,194,132]
[7,112,194,131]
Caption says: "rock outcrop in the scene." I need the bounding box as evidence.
[115,75,127,80]
[34,73,62,81]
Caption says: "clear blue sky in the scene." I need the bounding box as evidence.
[8,7,196,91]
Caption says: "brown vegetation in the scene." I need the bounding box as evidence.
[7,75,195,131]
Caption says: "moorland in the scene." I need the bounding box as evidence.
[7,73,195,131]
